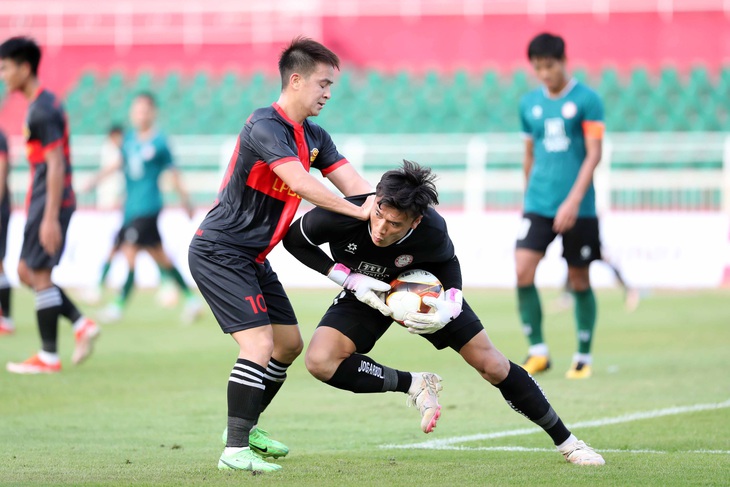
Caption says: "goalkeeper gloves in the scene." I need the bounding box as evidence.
[327,263,392,316]
[402,288,463,334]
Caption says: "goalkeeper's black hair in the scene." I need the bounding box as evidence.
[375,160,439,219]
[527,32,566,61]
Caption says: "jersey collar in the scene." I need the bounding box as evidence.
[272,102,303,130]
[542,78,577,100]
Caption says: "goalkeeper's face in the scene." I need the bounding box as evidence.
[369,200,422,247]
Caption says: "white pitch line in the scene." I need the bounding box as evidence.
[398,446,730,455]
[380,399,730,450]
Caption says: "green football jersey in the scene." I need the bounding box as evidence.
[121,130,173,223]
[519,79,604,218]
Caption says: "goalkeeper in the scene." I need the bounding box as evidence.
[283,160,605,466]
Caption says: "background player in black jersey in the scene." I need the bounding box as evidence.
[0,37,100,374]
[0,128,13,335]
[188,37,383,473]
[283,160,605,466]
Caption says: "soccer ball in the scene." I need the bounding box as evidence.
[386,269,443,325]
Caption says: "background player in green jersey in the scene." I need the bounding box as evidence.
[86,92,201,324]
[515,33,605,379]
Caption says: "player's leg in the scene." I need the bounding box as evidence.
[563,217,602,379]
[602,254,640,312]
[245,260,301,458]
[457,329,604,465]
[7,211,99,373]
[188,249,281,472]
[306,294,442,433]
[515,213,555,374]
[100,242,137,323]
[7,266,62,373]
[0,197,13,334]
[147,243,201,323]
[0,261,13,335]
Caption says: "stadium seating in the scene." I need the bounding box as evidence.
[62,65,730,136]
[49,65,728,211]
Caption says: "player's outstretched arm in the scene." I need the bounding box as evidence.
[0,151,8,206]
[326,163,372,197]
[283,214,391,316]
[553,137,602,234]
[167,167,195,218]
[80,156,122,193]
[273,161,371,220]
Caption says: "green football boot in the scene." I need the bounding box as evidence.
[217,447,282,472]
[221,427,290,459]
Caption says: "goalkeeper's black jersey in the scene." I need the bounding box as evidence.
[283,194,463,289]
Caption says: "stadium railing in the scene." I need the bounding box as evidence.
[6,132,729,213]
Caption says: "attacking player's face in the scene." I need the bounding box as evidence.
[293,63,335,118]
[530,56,567,93]
[369,200,422,247]
[0,58,30,92]
[130,97,156,131]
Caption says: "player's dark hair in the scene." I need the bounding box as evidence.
[0,36,41,76]
[133,91,157,107]
[108,124,124,136]
[376,160,439,218]
[527,33,566,61]
[278,36,340,90]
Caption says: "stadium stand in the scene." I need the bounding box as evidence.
[62,65,730,135]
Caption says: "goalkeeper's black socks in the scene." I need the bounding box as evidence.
[325,353,412,393]
[495,361,572,445]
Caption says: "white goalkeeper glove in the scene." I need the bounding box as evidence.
[402,288,463,335]
[327,263,392,316]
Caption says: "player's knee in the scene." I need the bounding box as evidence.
[17,262,32,288]
[277,335,304,363]
[568,268,590,291]
[475,349,510,385]
[304,347,336,382]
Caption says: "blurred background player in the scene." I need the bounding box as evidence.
[1,36,100,373]
[81,123,124,305]
[189,37,375,473]
[283,160,605,466]
[0,127,13,334]
[553,254,640,313]
[85,92,201,324]
[515,32,605,379]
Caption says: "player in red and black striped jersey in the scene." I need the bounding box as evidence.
[188,37,375,472]
[0,128,13,334]
[282,161,605,466]
[0,37,99,374]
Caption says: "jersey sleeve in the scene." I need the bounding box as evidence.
[283,208,345,276]
[0,132,7,155]
[29,103,65,149]
[310,124,347,176]
[581,90,605,139]
[519,96,533,139]
[247,118,299,168]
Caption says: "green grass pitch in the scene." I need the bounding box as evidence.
[1,287,728,486]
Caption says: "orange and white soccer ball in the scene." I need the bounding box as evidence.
[386,269,443,325]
